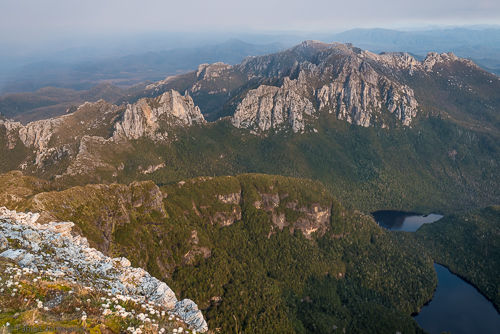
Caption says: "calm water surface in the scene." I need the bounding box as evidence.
[372,211,500,333]
[414,264,500,334]
[372,210,443,232]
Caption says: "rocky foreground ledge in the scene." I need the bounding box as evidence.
[0,207,208,333]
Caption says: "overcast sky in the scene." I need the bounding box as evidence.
[1,0,499,42]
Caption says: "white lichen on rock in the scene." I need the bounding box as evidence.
[0,207,208,333]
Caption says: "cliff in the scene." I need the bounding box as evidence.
[114,90,205,141]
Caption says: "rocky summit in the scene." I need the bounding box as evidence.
[147,40,489,130]
[0,40,497,208]
[113,90,205,141]
[0,207,208,333]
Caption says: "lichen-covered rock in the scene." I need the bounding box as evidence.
[0,207,208,332]
[174,299,208,333]
[0,233,7,250]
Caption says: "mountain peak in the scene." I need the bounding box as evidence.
[297,40,333,49]
[113,90,205,141]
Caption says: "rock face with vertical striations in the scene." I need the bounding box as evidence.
[233,41,420,128]
[315,61,419,126]
[147,40,426,130]
[232,77,315,133]
[113,90,205,141]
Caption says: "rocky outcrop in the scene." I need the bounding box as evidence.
[364,51,421,73]
[252,192,332,238]
[232,77,315,133]
[422,52,465,71]
[0,116,70,167]
[0,90,205,173]
[0,100,119,168]
[216,192,241,205]
[65,135,113,176]
[18,117,65,151]
[212,207,242,226]
[0,119,23,149]
[195,62,233,81]
[229,42,421,130]
[0,207,208,332]
[113,90,205,141]
[316,70,418,126]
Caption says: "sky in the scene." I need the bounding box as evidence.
[1,0,499,43]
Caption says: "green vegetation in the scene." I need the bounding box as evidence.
[87,115,499,215]
[0,258,191,334]
[408,206,500,310]
[0,173,436,333]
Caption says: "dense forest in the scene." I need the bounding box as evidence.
[411,206,500,311]
[24,114,494,216]
[0,172,436,333]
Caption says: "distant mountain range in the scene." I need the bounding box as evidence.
[0,39,284,94]
[2,26,499,97]
[1,37,499,333]
[331,27,500,75]
[1,40,498,212]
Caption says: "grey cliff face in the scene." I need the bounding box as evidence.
[113,90,205,141]
[232,77,315,133]
[315,60,418,126]
[0,119,23,149]
[18,117,65,152]
[232,43,420,130]
[0,90,205,173]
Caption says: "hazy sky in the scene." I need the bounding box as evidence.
[1,0,499,43]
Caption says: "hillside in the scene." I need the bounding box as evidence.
[0,41,498,214]
[0,207,207,333]
[413,206,500,310]
[0,172,435,333]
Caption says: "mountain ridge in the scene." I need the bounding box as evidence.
[0,41,498,214]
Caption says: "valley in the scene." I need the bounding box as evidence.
[0,39,499,333]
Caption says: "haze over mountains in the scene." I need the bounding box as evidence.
[0,39,285,93]
[1,40,498,213]
[1,12,500,332]
[1,26,499,96]
[2,26,499,126]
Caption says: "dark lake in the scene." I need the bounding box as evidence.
[372,210,500,332]
[372,210,443,232]
[414,263,500,334]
